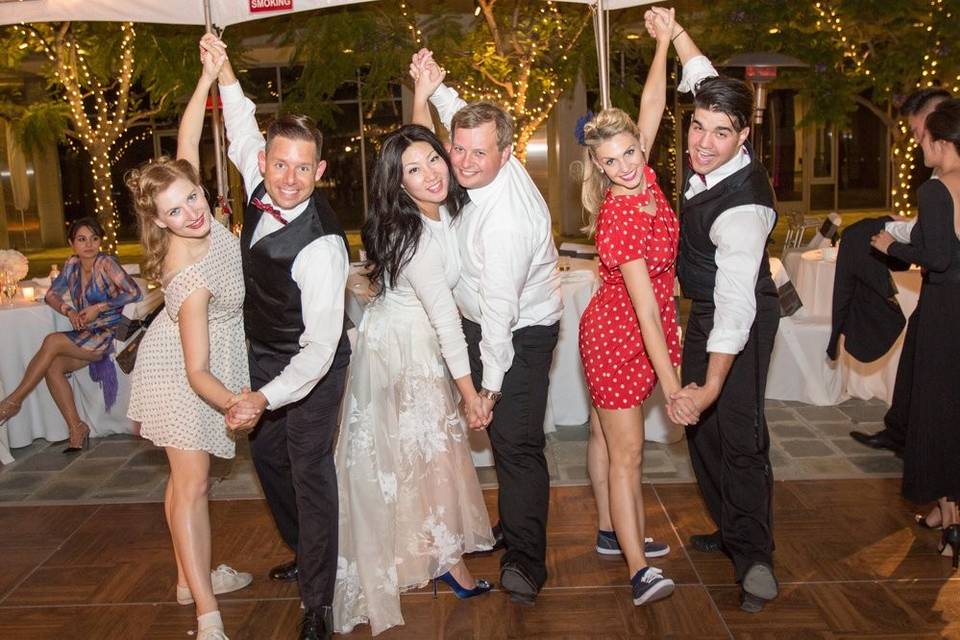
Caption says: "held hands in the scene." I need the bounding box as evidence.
[199,33,228,81]
[667,382,719,426]
[644,6,676,44]
[409,48,445,99]
[224,387,267,433]
[78,304,102,327]
[870,230,895,255]
[66,309,84,331]
[461,393,493,431]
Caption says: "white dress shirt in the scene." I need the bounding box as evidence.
[220,80,349,410]
[680,56,777,355]
[429,84,563,392]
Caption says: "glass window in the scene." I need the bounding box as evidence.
[813,124,833,178]
[767,90,802,203]
[838,102,887,209]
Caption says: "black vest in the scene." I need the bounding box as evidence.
[677,146,778,303]
[241,182,350,363]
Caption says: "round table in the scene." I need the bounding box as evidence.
[794,249,837,318]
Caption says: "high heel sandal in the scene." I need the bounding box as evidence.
[63,420,90,454]
[432,571,492,599]
[0,399,21,425]
[940,525,960,570]
[915,505,942,529]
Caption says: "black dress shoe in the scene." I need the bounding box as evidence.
[500,561,538,606]
[689,530,724,553]
[298,606,333,640]
[849,429,904,454]
[268,559,298,582]
[466,522,505,556]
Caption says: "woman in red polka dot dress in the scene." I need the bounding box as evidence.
[576,7,696,608]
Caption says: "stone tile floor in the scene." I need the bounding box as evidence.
[0,397,900,505]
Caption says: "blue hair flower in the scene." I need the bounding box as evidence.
[574,110,594,145]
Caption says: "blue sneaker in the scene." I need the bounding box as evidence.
[630,566,675,605]
[595,530,670,558]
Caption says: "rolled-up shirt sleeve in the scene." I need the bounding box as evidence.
[678,55,719,94]
[477,223,534,392]
[707,205,776,354]
[884,219,916,244]
[258,235,349,409]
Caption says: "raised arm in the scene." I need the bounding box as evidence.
[637,8,674,154]
[660,13,703,65]
[408,49,444,130]
[178,35,226,171]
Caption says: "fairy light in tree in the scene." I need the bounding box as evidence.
[398,2,423,47]
[15,21,138,253]
[813,2,869,76]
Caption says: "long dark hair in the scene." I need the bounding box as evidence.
[362,124,467,296]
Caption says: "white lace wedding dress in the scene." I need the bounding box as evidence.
[333,209,494,636]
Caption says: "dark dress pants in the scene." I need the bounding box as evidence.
[682,294,779,582]
[248,343,349,610]
[882,302,920,446]
[463,319,559,591]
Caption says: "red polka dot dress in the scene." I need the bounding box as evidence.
[579,165,681,410]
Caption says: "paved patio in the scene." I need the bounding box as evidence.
[0,397,900,505]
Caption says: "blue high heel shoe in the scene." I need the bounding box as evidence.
[432,571,492,599]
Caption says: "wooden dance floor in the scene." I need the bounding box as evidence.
[1,479,958,638]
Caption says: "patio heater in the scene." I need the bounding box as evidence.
[719,52,807,160]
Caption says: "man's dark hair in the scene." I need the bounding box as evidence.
[265,114,324,158]
[693,76,755,132]
[900,87,951,117]
[925,98,960,156]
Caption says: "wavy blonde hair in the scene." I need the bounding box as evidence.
[580,108,645,234]
[124,157,200,281]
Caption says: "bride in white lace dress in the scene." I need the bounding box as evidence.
[333,125,495,636]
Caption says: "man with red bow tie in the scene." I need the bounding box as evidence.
[204,34,349,640]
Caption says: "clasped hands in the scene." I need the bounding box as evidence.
[224,387,267,433]
[666,382,719,427]
[67,305,102,331]
[461,394,494,431]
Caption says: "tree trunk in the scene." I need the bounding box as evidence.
[88,143,118,250]
[890,133,917,215]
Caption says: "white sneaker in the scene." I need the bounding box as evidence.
[197,627,229,640]
[176,565,253,605]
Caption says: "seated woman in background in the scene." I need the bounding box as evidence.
[0,217,142,452]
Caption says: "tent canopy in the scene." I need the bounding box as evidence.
[0,0,375,28]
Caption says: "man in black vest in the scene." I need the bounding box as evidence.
[215,44,349,640]
[656,12,780,613]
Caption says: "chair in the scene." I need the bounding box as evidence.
[782,211,822,255]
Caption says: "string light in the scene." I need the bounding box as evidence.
[15,21,137,253]
[456,0,588,163]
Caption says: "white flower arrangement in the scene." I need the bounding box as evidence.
[0,249,29,282]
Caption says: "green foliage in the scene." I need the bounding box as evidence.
[689,0,959,128]
[13,101,70,152]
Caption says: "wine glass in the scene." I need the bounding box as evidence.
[2,274,18,305]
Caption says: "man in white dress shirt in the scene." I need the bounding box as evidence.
[410,49,563,605]
[212,39,349,640]
[657,17,780,613]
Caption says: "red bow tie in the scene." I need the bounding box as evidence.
[251,197,287,226]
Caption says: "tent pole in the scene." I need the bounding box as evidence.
[594,0,610,109]
[204,0,227,202]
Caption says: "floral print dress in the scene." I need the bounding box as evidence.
[333,208,494,636]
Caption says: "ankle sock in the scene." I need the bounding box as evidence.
[197,610,223,630]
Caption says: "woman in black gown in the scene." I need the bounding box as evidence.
[872,98,960,568]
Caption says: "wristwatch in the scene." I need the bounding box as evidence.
[478,388,502,403]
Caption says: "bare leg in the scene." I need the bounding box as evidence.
[164,479,188,588]
[597,406,647,576]
[587,408,613,532]
[165,447,217,616]
[45,353,100,431]
[940,498,959,528]
[4,333,97,406]
[446,559,477,589]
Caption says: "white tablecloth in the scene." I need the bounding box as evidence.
[782,250,922,405]
[0,285,161,457]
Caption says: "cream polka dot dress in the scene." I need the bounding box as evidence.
[129,220,249,459]
[579,165,681,410]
